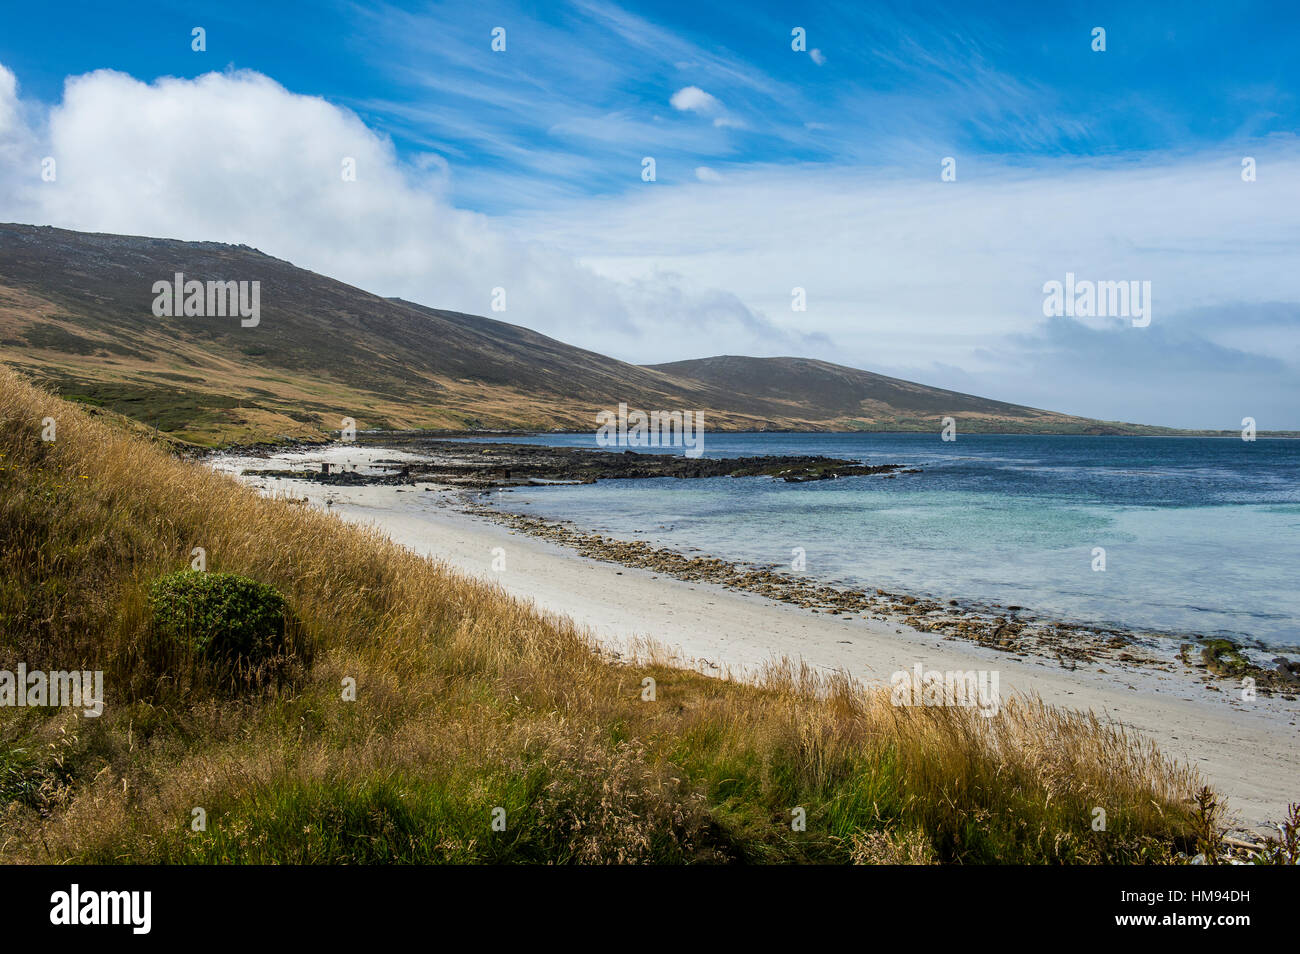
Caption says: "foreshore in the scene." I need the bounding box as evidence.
[210,445,1300,831]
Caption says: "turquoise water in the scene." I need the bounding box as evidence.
[460,434,1300,649]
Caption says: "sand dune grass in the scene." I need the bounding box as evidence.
[0,363,1205,863]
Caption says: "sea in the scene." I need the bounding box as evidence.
[453,432,1300,651]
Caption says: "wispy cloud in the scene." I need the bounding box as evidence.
[503,142,1300,426]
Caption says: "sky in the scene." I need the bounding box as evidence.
[1,0,1298,428]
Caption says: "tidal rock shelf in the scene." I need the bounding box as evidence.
[241,437,920,488]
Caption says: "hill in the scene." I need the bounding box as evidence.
[0,223,1164,446]
[647,355,1127,433]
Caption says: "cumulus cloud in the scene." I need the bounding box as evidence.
[0,64,794,359]
[0,64,18,135]
[669,85,721,115]
[0,64,38,213]
[668,84,744,128]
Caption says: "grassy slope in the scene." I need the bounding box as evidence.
[0,363,1207,863]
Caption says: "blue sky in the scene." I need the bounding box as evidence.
[6,1,1298,210]
[1,1,1298,426]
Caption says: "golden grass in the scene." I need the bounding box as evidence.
[0,362,1208,863]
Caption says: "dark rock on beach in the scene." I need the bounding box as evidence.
[242,438,918,489]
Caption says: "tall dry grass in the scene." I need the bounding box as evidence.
[0,363,1206,863]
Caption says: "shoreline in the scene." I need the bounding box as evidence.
[209,444,1300,830]
[218,440,1300,681]
[461,498,1300,686]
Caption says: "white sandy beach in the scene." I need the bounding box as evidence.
[214,449,1300,830]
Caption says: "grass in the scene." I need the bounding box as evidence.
[0,362,1220,863]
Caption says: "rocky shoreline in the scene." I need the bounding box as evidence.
[240,437,919,487]
[216,437,1300,697]
[459,498,1300,698]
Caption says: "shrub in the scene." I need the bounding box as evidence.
[147,570,309,690]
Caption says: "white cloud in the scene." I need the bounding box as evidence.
[694,166,722,182]
[0,64,36,204]
[0,64,804,360]
[809,49,826,66]
[506,148,1300,425]
[0,64,19,134]
[669,85,721,115]
[669,84,746,132]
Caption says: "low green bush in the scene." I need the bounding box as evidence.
[148,571,308,688]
